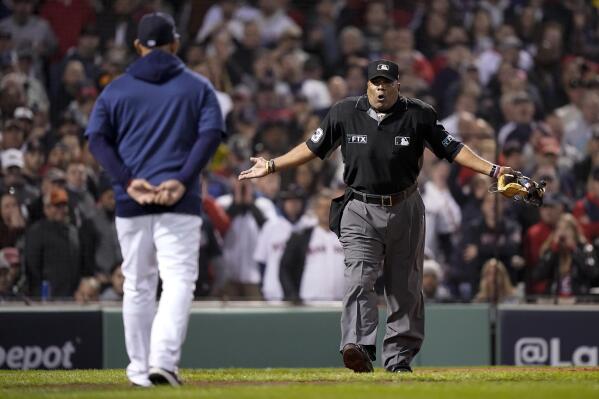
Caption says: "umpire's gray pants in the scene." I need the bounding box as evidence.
[338,190,425,370]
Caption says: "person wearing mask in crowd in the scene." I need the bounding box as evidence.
[279,190,345,302]
[535,213,599,299]
[65,160,96,224]
[254,184,310,301]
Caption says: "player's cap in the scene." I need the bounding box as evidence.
[137,12,180,48]
[1,149,24,170]
[367,59,399,82]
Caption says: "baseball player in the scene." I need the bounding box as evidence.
[239,59,513,372]
[86,13,224,386]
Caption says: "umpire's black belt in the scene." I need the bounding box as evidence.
[350,184,417,207]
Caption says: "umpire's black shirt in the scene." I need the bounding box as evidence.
[306,95,464,195]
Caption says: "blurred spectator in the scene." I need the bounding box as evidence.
[0,73,27,122]
[573,126,599,197]
[27,167,66,224]
[1,119,25,150]
[50,59,86,125]
[573,167,599,243]
[335,26,368,75]
[1,148,37,208]
[422,259,451,303]
[21,142,42,192]
[451,193,522,300]
[361,0,389,58]
[96,0,139,50]
[0,191,25,248]
[254,184,310,301]
[0,247,21,300]
[473,258,519,304]
[217,179,276,299]
[65,161,96,224]
[497,91,537,147]
[25,187,91,298]
[0,0,58,80]
[99,263,124,301]
[561,91,599,156]
[255,0,300,48]
[79,181,121,283]
[195,0,259,43]
[279,190,345,302]
[52,24,102,95]
[422,160,461,263]
[40,0,96,58]
[195,216,223,298]
[534,213,599,298]
[469,7,494,55]
[523,193,565,295]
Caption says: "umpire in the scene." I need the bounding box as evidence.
[239,59,512,372]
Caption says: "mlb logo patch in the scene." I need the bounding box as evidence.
[377,64,389,71]
[442,135,455,147]
[311,128,324,143]
[395,136,410,146]
[347,134,368,144]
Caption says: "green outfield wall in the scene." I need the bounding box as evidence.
[102,303,491,368]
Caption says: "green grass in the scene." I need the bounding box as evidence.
[1,367,598,399]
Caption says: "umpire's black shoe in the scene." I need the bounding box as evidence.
[149,367,182,387]
[388,364,413,373]
[342,343,374,373]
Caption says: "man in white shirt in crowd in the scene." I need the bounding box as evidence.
[279,189,345,302]
[254,184,312,301]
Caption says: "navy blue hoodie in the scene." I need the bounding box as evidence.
[85,50,224,217]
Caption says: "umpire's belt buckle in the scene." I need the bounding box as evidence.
[381,195,393,207]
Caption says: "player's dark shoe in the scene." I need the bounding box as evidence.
[149,367,182,387]
[342,343,374,373]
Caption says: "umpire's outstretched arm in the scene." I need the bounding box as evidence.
[453,144,513,177]
[238,142,316,180]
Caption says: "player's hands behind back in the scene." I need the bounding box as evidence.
[155,179,186,206]
[127,179,158,205]
[127,178,186,206]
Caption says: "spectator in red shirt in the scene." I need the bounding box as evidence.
[573,167,599,244]
[523,193,565,295]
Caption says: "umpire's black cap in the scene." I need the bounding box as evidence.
[367,60,399,82]
[137,12,180,48]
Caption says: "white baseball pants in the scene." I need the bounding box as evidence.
[116,213,202,386]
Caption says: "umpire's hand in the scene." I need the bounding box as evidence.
[238,157,268,180]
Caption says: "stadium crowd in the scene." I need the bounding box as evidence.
[1,0,599,304]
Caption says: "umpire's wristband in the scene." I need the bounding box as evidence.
[489,164,501,178]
